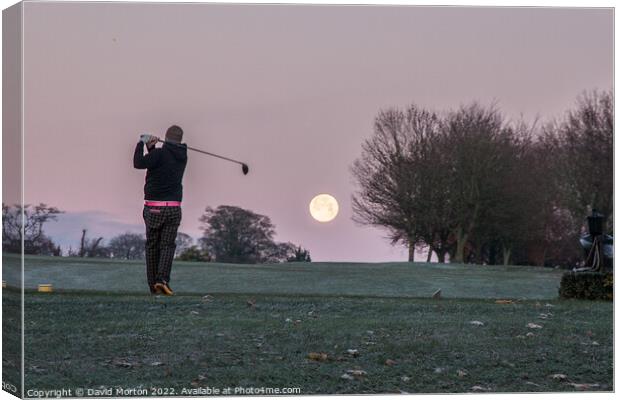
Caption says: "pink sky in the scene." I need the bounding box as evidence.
[8,3,614,261]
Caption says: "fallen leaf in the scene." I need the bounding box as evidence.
[549,374,568,381]
[114,361,136,368]
[527,323,543,329]
[190,374,207,387]
[307,352,329,362]
[568,383,600,390]
[495,299,514,304]
[347,369,367,377]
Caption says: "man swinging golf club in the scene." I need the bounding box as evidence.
[134,125,187,295]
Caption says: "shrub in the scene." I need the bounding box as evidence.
[177,246,211,262]
[559,271,613,301]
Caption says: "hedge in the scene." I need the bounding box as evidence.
[559,271,613,301]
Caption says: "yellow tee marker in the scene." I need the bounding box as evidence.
[38,284,53,293]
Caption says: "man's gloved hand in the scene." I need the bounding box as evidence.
[140,134,159,149]
[140,133,155,144]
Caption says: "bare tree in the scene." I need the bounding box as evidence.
[2,203,63,255]
[409,121,453,263]
[352,91,610,267]
[108,232,145,259]
[175,232,193,258]
[545,89,613,227]
[288,245,312,262]
[466,119,549,265]
[78,229,87,257]
[440,103,509,263]
[78,229,107,258]
[351,105,443,261]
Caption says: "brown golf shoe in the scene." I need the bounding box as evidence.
[150,285,163,295]
[154,282,174,296]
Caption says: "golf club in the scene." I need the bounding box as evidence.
[158,139,249,175]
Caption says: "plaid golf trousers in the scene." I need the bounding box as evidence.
[143,205,182,291]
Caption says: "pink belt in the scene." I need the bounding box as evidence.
[145,201,181,207]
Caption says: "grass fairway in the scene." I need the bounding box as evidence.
[5,253,564,299]
[2,255,612,394]
[17,292,612,394]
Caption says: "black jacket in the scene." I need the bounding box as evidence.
[133,142,188,201]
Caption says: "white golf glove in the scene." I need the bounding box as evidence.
[140,133,156,144]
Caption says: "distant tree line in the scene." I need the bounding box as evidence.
[2,203,311,264]
[351,89,613,267]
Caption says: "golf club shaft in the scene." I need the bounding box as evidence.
[159,139,245,166]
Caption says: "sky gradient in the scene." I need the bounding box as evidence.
[15,3,613,261]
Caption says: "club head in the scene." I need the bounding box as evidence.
[242,164,249,175]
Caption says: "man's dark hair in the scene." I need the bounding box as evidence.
[166,125,183,143]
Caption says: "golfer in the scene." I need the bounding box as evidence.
[133,125,188,295]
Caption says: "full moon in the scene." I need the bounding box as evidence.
[309,194,339,222]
